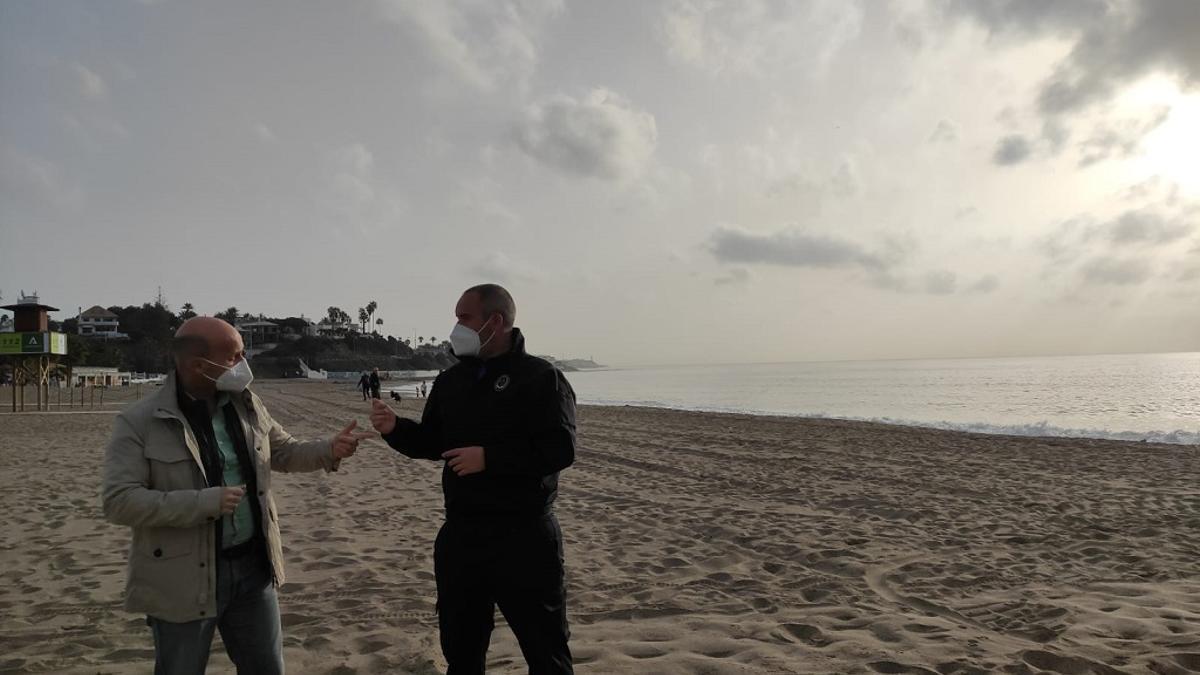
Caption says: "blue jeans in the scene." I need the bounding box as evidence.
[148,547,283,675]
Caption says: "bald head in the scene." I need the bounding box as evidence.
[173,318,245,396]
[173,317,241,362]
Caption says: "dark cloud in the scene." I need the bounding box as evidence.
[928,119,958,143]
[1120,176,1180,204]
[1038,187,1198,288]
[867,269,998,296]
[710,227,888,270]
[993,134,1032,165]
[1177,263,1200,282]
[1080,256,1153,285]
[922,270,958,295]
[951,1,1200,166]
[1038,196,1196,287]
[714,268,750,286]
[969,274,1001,293]
[709,228,993,296]
[950,1,1200,114]
[946,0,1109,38]
[1040,118,1071,154]
[1091,208,1195,246]
[1036,1,1200,116]
[514,88,657,180]
[1078,107,1171,166]
[1037,217,1090,264]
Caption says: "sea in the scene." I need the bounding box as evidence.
[565,352,1200,445]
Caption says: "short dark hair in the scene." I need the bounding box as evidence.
[171,335,210,365]
[465,284,516,327]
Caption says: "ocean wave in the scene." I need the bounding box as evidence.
[578,399,1200,445]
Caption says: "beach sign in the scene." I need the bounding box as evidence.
[0,332,68,355]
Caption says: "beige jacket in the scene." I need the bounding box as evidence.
[101,373,338,622]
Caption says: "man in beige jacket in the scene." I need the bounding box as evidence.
[102,317,371,674]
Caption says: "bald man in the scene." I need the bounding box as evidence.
[102,317,371,674]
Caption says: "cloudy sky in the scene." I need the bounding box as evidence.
[1,0,1197,366]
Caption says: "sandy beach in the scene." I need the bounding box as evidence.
[0,379,1197,674]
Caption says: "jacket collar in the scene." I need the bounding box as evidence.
[151,371,188,420]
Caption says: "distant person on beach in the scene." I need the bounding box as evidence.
[101,317,371,674]
[420,381,427,398]
[369,283,577,674]
[369,367,381,399]
[358,371,370,401]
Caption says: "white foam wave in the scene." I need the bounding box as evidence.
[578,399,1200,446]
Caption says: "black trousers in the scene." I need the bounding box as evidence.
[434,514,573,675]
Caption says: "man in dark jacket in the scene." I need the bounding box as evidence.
[368,367,382,399]
[369,284,576,675]
[357,372,371,401]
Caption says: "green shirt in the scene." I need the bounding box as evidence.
[212,394,256,548]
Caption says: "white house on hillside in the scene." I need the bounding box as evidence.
[79,305,127,339]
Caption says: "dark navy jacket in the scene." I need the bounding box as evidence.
[382,328,576,520]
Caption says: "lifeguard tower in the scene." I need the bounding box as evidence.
[1,291,68,411]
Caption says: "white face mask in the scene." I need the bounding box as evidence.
[201,357,255,392]
[449,319,495,357]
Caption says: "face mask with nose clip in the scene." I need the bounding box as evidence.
[449,316,496,357]
[201,357,255,392]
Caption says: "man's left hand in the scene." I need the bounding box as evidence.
[442,446,485,476]
[332,420,374,460]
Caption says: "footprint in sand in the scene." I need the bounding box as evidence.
[777,623,831,647]
[867,661,938,674]
[620,643,668,659]
[1168,654,1200,673]
[1021,649,1126,675]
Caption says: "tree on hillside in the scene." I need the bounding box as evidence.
[60,334,92,382]
[366,300,378,329]
[216,307,239,325]
[375,317,383,334]
[327,306,352,330]
[110,303,179,342]
[358,307,369,334]
[179,303,197,321]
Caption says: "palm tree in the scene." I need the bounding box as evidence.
[358,308,369,334]
[178,303,197,321]
[375,317,383,335]
[366,300,378,329]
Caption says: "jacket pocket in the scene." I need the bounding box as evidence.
[137,526,195,560]
[144,432,203,490]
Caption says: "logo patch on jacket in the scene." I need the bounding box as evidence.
[494,375,511,392]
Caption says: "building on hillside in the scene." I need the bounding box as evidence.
[78,305,126,338]
[235,318,281,348]
[277,316,317,340]
[316,319,359,337]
